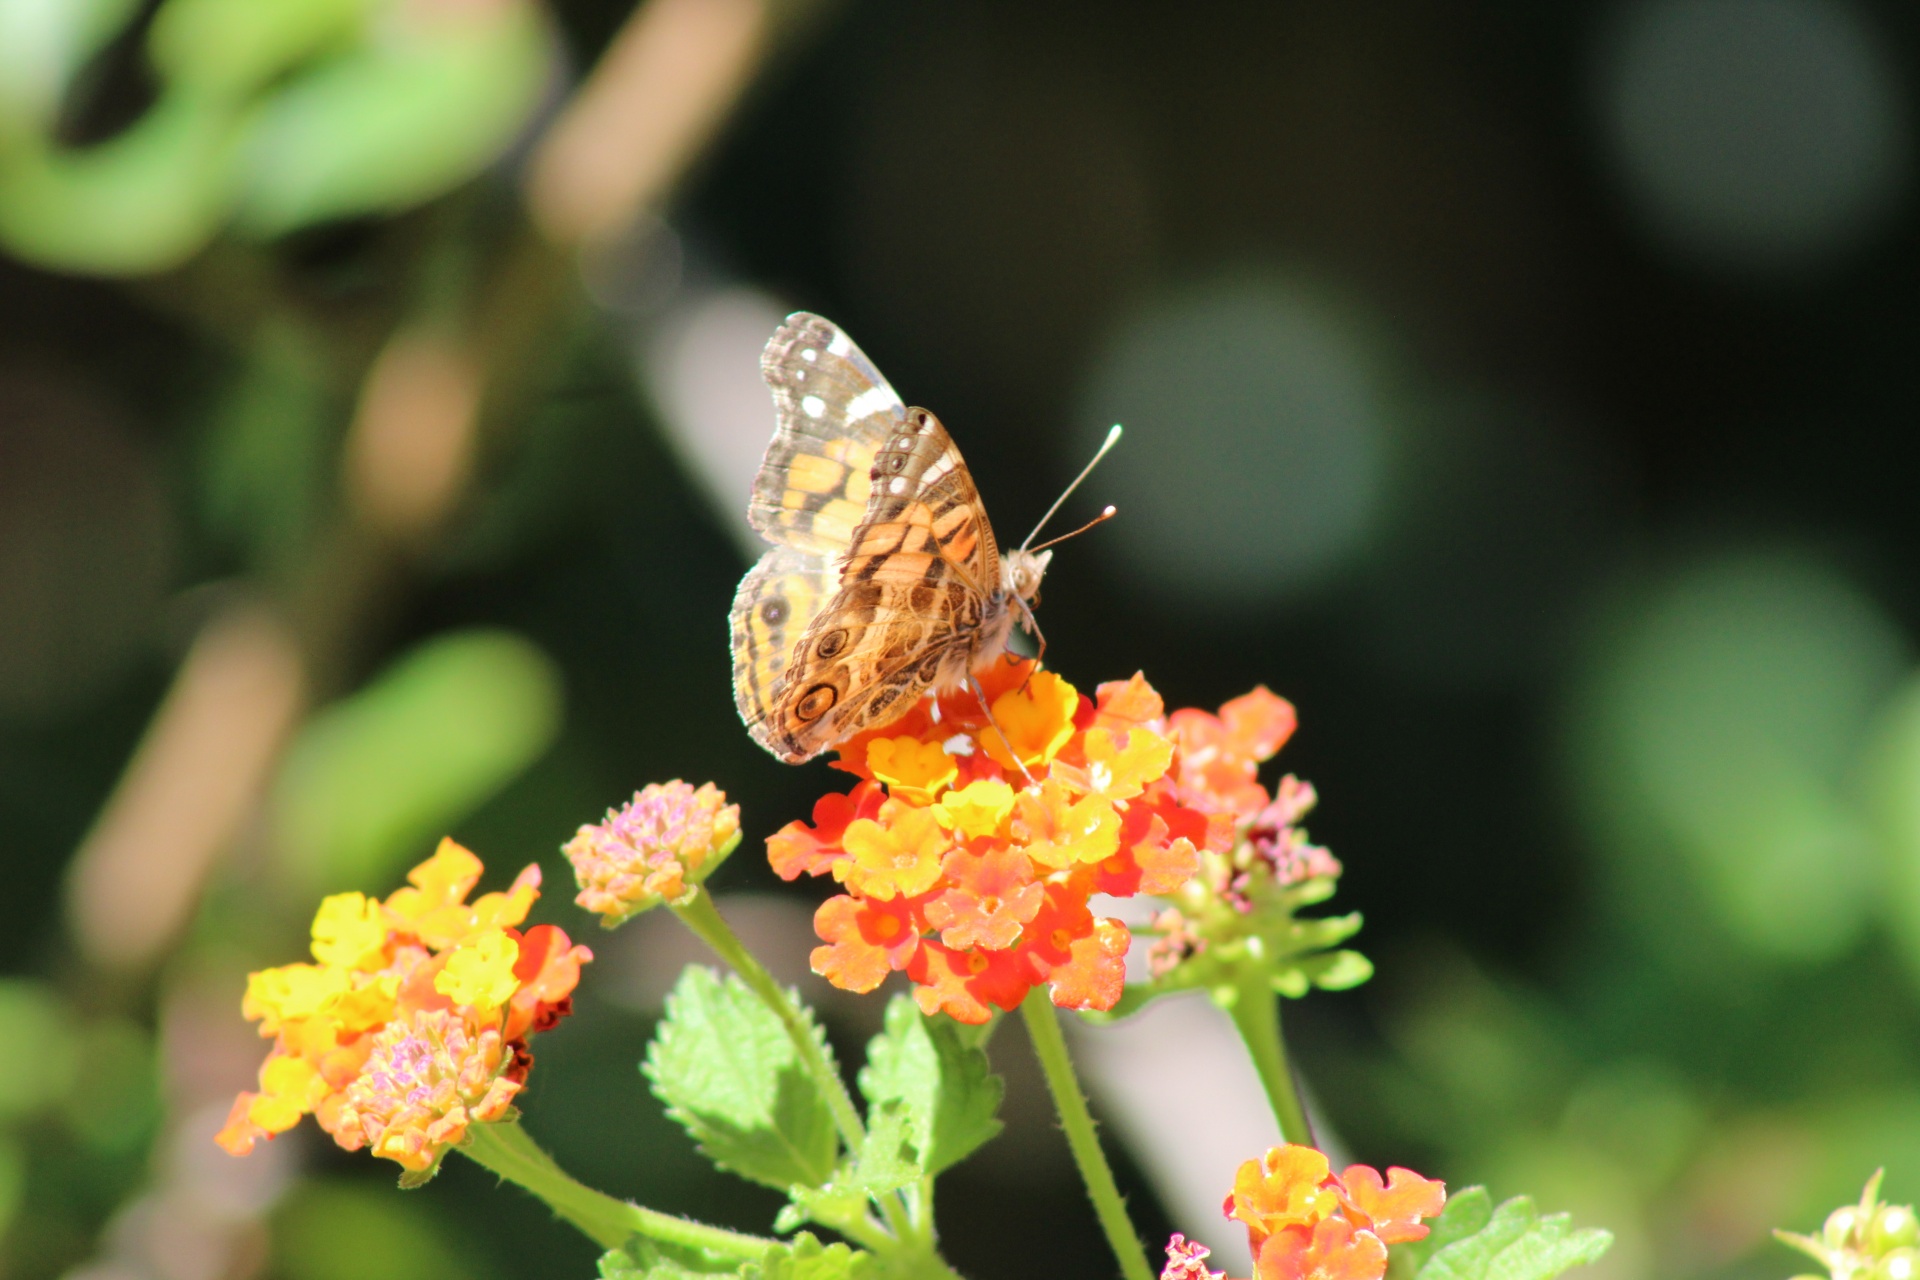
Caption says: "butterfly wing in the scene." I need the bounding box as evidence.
[732,313,909,744]
[749,312,908,555]
[759,409,1005,762]
[730,546,835,739]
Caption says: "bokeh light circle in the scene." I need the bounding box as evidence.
[1073,271,1393,609]
[1596,0,1911,274]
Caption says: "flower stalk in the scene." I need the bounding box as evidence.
[1226,964,1314,1146]
[461,1119,773,1259]
[1020,988,1155,1280]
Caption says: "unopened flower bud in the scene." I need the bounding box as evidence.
[1874,1207,1920,1254]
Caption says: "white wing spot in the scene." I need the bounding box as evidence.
[801,348,818,362]
[801,395,826,419]
[827,331,853,356]
[890,476,909,494]
[845,384,903,421]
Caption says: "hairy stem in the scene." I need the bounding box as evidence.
[462,1119,771,1259]
[1020,990,1154,1280]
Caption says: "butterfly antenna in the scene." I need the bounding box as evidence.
[1019,424,1123,552]
[1029,505,1116,553]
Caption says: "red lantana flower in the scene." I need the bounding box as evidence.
[768,660,1239,1022]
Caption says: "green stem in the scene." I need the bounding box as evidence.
[1225,966,1314,1146]
[461,1119,772,1260]
[671,891,868,1151]
[1020,990,1154,1280]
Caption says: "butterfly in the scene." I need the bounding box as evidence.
[730,312,1063,764]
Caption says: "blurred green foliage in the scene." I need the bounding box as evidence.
[0,0,548,272]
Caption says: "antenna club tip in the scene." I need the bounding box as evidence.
[1101,504,1117,516]
[1106,423,1124,441]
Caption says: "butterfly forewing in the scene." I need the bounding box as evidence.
[750,313,908,556]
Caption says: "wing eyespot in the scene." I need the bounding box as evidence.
[815,628,849,658]
[795,683,839,721]
[760,598,789,625]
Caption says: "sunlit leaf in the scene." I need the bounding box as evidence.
[857,994,1004,1177]
[0,95,238,274]
[645,967,839,1193]
[273,629,562,890]
[233,5,550,236]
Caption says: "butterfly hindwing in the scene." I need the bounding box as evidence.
[750,313,907,556]
[729,546,836,737]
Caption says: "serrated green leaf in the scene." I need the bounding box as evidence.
[1415,1196,1611,1280]
[646,968,839,1193]
[1390,1186,1492,1279]
[744,1233,874,1280]
[850,1103,921,1197]
[856,995,1004,1177]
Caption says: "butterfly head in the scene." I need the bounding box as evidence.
[1003,548,1052,607]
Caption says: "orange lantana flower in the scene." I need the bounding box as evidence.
[769,660,1233,1022]
[217,839,591,1181]
[1171,1144,1445,1280]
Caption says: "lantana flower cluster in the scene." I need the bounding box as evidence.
[216,839,591,1180]
[566,780,742,924]
[1145,688,1346,983]
[1165,1145,1446,1280]
[765,658,1288,1024]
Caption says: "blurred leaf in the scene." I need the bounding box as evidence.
[0,94,239,274]
[274,629,563,891]
[198,322,334,570]
[1391,1185,1493,1279]
[857,994,1004,1178]
[1415,1195,1611,1280]
[1575,549,1907,961]
[150,0,371,99]
[0,1137,22,1249]
[274,1181,494,1280]
[0,0,142,134]
[1863,676,1920,988]
[645,967,839,1193]
[0,980,78,1120]
[60,1017,157,1155]
[233,4,549,236]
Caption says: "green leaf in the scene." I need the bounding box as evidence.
[646,968,839,1193]
[149,0,371,99]
[1414,1195,1611,1280]
[272,629,562,890]
[0,0,144,132]
[0,94,239,274]
[232,6,548,235]
[857,994,1005,1177]
[1390,1186,1492,1279]
[848,1103,920,1198]
[744,1233,874,1280]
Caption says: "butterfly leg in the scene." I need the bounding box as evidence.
[970,673,1037,787]
[1012,596,1046,693]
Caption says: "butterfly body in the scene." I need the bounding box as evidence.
[730,313,1049,763]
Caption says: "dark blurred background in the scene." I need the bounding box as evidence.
[4,1,1920,1277]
